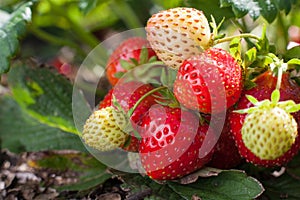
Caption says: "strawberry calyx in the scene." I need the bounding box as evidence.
[115,46,161,79]
[235,89,300,115]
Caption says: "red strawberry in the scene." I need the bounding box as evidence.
[207,117,243,169]
[229,71,300,167]
[106,37,157,86]
[173,48,242,114]
[99,81,160,151]
[138,106,216,180]
[146,7,211,69]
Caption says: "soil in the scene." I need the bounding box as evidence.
[0,150,128,200]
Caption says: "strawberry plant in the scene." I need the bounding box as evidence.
[1,0,300,199]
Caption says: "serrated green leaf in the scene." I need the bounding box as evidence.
[8,63,78,134]
[0,1,33,74]
[168,171,264,200]
[0,96,85,153]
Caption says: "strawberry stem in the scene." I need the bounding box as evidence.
[127,86,168,117]
[213,33,260,45]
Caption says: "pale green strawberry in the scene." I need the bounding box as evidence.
[236,89,300,160]
[82,107,128,151]
[242,106,297,160]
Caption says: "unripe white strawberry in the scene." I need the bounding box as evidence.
[242,106,298,160]
[235,89,300,162]
[82,107,128,151]
[146,7,211,70]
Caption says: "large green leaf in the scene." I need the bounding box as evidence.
[8,63,78,134]
[0,1,33,74]
[219,0,296,23]
[0,96,85,153]
[168,171,264,200]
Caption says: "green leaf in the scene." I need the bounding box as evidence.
[79,0,100,14]
[152,0,184,9]
[185,0,235,23]
[139,47,149,64]
[0,96,85,153]
[287,58,300,66]
[8,63,78,134]
[122,174,184,200]
[261,173,300,199]
[168,171,264,200]
[0,1,33,74]
[32,152,111,191]
[220,0,278,23]
[285,46,300,60]
[244,47,257,68]
[229,37,242,64]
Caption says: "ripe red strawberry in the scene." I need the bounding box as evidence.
[207,117,243,169]
[106,37,157,86]
[146,7,211,70]
[229,71,300,167]
[99,81,160,151]
[173,48,242,114]
[138,106,216,180]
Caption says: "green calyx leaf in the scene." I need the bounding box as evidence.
[235,89,300,114]
[210,15,225,40]
[271,89,280,104]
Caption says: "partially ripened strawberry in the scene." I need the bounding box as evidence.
[82,107,128,151]
[146,7,211,70]
[229,71,300,167]
[138,105,216,180]
[173,48,242,113]
[98,81,160,151]
[106,37,157,86]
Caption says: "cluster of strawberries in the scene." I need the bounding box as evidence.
[82,7,300,180]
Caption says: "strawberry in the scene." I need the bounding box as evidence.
[146,7,211,70]
[82,107,129,151]
[173,48,242,114]
[138,105,216,180]
[229,71,300,167]
[98,81,160,151]
[106,37,157,86]
[207,117,243,169]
